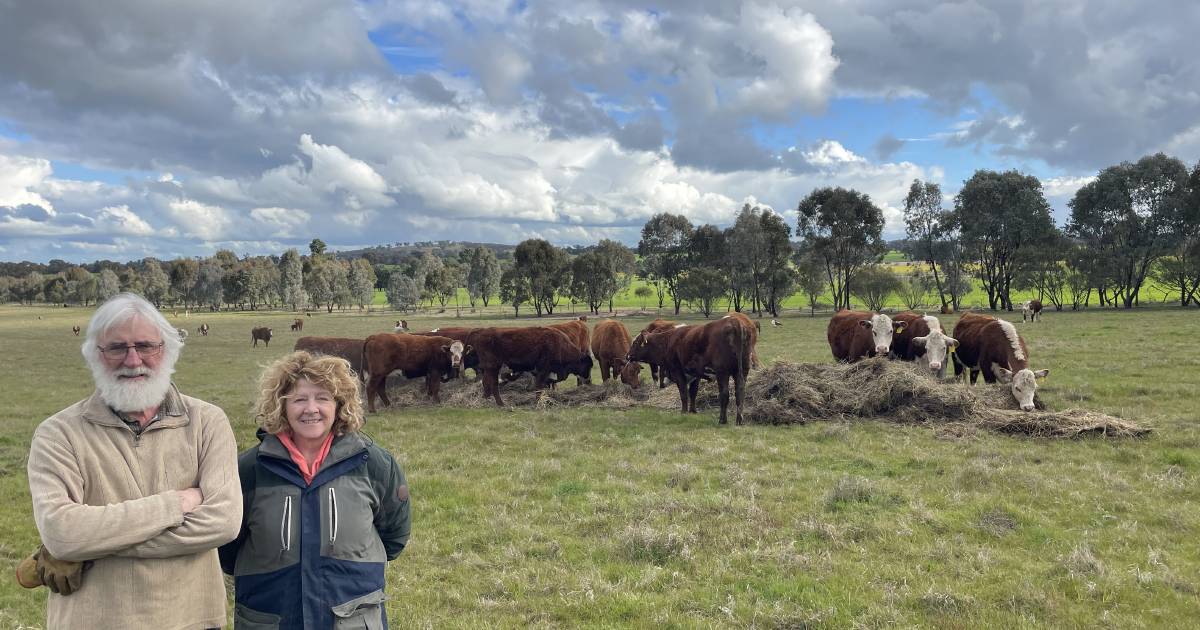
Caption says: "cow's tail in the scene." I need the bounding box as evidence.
[360,338,370,384]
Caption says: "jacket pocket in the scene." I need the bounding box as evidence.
[234,603,281,629]
[331,589,386,630]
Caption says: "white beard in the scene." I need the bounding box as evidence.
[93,364,175,413]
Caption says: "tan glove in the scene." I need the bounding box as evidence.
[17,545,88,595]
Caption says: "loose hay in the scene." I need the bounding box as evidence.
[370,357,1149,438]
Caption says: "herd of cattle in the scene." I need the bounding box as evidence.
[258,303,1050,424]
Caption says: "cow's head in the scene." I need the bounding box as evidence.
[575,354,594,384]
[620,360,643,388]
[627,332,649,363]
[443,341,468,376]
[859,313,903,355]
[993,365,1050,412]
[911,331,958,376]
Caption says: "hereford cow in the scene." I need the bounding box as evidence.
[952,312,1050,411]
[394,320,409,332]
[639,318,677,387]
[177,328,189,341]
[290,318,304,332]
[72,325,80,336]
[198,323,210,336]
[629,318,751,424]
[464,327,594,406]
[1022,299,1043,323]
[890,312,957,378]
[416,327,481,377]
[827,310,906,362]
[251,327,273,347]
[294,336,366,379]
[591,320,632,383]
[362,333,467,410]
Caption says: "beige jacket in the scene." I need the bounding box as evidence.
[27,384,242,630]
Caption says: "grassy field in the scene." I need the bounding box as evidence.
[1,304,1198,628]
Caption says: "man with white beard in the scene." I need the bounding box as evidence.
[24,293,241,630]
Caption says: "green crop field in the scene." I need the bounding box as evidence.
[1,304,1197,628]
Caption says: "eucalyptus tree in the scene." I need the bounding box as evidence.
[796,187,886,310]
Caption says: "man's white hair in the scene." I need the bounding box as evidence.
[82,293,182,410]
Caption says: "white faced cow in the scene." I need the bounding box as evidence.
[891,312,957,378]
[827,310,906,362]
[952,313,1050,411]
[1021,299,1043,323]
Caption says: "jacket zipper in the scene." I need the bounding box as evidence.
[328,488,338,544]
[281,496,292,551]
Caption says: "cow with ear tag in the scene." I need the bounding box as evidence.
[951,312,1050,411]
[827,310,907,362]
[891,312,957,377]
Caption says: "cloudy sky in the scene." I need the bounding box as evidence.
[2,0,1198,263]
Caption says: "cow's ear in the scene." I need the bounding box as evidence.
[894,321,908,333]
[1033,369,1050,379]
[946,336,959,349]
[441,345,450,353]
[911,336,927,348]
[993,365,1013,383]
[464,344,473,354]
[858,319,872,328]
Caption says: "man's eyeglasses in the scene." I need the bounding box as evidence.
[98,342,165,360]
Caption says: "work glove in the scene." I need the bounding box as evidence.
[17,545,89,595]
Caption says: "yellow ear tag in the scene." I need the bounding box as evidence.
[895,327,902,333]
[948,346,955,353]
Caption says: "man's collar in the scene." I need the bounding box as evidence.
[83,383,187,428]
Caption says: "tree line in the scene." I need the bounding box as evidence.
[2,152,1196,314]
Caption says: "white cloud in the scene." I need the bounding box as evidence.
[166,199,232,240]
[1042,175,1096,199]
[0,154,55,211]
[94,205,155,236]
[733,3,838,117]
[250,206,310,238]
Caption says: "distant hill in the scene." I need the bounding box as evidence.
[334,240,599,264]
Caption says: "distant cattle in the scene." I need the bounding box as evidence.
[464,327,593,406]
[639,318,677,387]
[591,320,632,383]
[198,323,210,336]
[251,327,273,347]
[294,336,365,379]
[290,318,304,332]
[629,317,751,424]
[771,319,782,327]
[952,312,1050,412]
[827,310,906,362]
[394,320,409,332]
[1022,299,1043,323]
[890,312,957,378]
[177,328,188,341]
[362,333,466,410]
[71,325,80,336]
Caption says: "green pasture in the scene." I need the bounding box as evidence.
[1,304,1197,628]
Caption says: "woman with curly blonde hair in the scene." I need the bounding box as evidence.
[219,351,410,629]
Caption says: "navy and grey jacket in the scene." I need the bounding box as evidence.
[219,430,410,629]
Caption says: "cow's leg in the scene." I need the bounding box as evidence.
[485,369,504,406]
[366,374,384,412]
[717,373,729,425]
[688,377,700,413]
[970,369,980,385]
[428,374,441,403]
[733,369,746,425]
[675,375,689,413]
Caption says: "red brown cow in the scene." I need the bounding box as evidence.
[722,312,761,368]
[290,318,304,332]
[362,333,467,411]
[827,310,906,362]
[415,327,481,377]
[394,320,409,332]
[952,312,1050,411]
[890,312,957,377]
[251,327,273,347]
[198,323,210,336]
[590,320,632,383]
[294,336,366,379]
[71,325,80,336]
[464,327,594,406]
[1022,299,1043,323]
[639,318,676,387]
[619,360,643,389]
[548,317,591,385]
[628,318,752,425]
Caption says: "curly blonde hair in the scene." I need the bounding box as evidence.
[255,351,365,435]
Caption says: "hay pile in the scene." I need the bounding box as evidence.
[371,358,1149,438]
